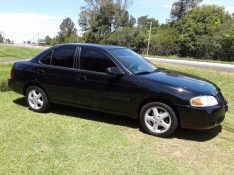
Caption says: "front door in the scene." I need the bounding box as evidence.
[74,46,134,115]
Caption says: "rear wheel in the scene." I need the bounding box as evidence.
[140,102,178,137]
[26,86,50,112]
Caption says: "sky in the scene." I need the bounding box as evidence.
[0,0,233,43]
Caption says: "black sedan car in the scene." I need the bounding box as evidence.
[9,43,228,137]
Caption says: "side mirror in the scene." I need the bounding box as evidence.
[106,67,124,76]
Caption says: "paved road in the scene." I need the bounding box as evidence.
[146,57,234,72]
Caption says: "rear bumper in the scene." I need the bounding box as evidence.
[8,78,24,94]
[177,103,228,130]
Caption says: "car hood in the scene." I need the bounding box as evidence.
[141,69,218,95]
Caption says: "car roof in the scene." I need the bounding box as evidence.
[53,43,126,50]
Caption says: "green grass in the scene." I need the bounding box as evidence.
[0,64,11,80]
[144,54,234,65]
[0,63,234,174]
[0,44,42,61]
[0,64,12,91]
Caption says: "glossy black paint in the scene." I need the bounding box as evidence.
[9,43,228,129]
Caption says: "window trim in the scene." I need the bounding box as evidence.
[105,48,133,75]
[38,49,53,65]
[39,46,78,70]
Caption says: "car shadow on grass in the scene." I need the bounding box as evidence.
[13,97,139,129]
[174,126,222,142]
[14,97,222,142]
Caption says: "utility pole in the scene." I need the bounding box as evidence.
[37,32,40,45]
[147,21,152,56]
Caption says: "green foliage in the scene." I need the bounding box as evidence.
[216,24,234,61]
[64,34,77,43]
[0,33,3,43]
[0,64,12,92]
[102,27,148,53]
[44,2,234,62]
[150,27,179,56]
[79,0,133,42]
[45,17,79,45]
[57,17,77,43]
[137,16,159,30]
[171,0,203,20]
[49,38,59,46]
[175,5,233,59]
[0,79,9,92]
[45,35,51,45]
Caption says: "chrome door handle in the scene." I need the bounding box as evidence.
[36,69,45,74]
[77,75,86,80]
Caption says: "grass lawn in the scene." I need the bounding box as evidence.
[0,44,42,61]
[0,63,234,174]
[0,64,11,81]
[0,64,12,91]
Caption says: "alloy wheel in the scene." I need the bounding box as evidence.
[28,89,44,110]
[144,106,172,134]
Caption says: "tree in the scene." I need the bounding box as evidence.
[45,35,51,45]
[6,39,11,44]
[128,15,136,28]
[215,24,234,61]
[78,0,133,42]
[137,16,158,29]
[171,0,203,20]
[175,5,232,58]
[102,27,137,47]
[57,17,77,43]
[64,33,78,43]
[0,33,3,43]
[151,27,179,56]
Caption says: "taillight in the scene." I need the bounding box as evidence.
[10,64,15,79]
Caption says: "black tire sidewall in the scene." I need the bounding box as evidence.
[26,86,50,113]
[140,102,178,137]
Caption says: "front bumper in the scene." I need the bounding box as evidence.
[177,103,228,130]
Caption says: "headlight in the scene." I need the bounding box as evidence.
[190,96,218,107]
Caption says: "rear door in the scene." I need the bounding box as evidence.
[35,45,78,104]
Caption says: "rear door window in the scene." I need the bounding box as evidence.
[40,51,52,65]
[51,46,77,68]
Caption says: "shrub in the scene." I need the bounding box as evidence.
[0,79,10,92]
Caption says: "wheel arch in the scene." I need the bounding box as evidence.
[137,98,181,126]
[23,81,47,96]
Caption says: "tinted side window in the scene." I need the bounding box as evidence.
[51,46,76,68]
[80,47,116,73]
[40,51,52,65]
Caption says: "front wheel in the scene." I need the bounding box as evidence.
[26,86,50,112]
[140,102,178,137]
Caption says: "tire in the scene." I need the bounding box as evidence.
[140,102,178,137]
[26,86,50,113]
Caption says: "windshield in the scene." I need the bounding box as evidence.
[109,48,157,74]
